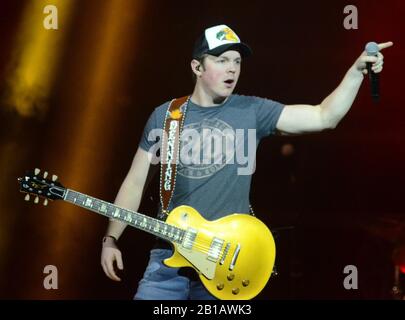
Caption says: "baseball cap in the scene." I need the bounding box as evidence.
[192,24,252,59]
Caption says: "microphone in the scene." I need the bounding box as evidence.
[365,42,380,103]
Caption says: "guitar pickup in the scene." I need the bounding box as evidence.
[182,228,197,250]
[219,243,231,265]
[207,238,224,262]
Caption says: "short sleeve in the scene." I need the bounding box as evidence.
[139,109,160,153]
[254,97,285,139]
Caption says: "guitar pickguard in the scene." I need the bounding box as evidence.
[176,245,217,279]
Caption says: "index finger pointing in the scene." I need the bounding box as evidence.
[378,41,394,50]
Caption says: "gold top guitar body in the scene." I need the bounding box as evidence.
[165,205,276,300]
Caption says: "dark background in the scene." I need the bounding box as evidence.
[0,0,404,299]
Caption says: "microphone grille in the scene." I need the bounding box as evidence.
[365,42,379,56]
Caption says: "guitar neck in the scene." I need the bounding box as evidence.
[64,189,185,244]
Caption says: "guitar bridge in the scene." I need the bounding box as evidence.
[229,244,241,271]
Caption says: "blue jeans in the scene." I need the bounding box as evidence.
[134,249,217,300]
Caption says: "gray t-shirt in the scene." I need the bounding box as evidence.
[139,94,284,220]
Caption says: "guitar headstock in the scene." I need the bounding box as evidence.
[18,168,66,205]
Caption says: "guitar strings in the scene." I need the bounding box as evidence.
[175,239,229,260]
[64,193,229,258]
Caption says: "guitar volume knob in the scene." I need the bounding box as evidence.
[216,283,224,290]
[227,274,235,281]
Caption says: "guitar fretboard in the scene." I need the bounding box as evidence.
[64,189,185,244]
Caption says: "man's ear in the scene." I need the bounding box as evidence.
[191,59,202,76]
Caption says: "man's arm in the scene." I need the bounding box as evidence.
[276,41,393,135]
[105,147,152,240]
[101,147,152,281]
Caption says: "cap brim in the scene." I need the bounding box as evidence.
[206,43,252,58]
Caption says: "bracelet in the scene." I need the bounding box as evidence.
[103,235,117,243]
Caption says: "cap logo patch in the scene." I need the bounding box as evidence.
[216,27,238,43]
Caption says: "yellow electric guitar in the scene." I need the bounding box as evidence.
[18,168,276,300]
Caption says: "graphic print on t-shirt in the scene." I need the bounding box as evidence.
[178,118,236,179]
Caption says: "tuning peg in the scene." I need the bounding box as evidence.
[34,168,40,175]
[43,199,48,206]
[24,194,30,201]
[43,171,48,178]
[52,174,58,182]
[34,196,39,204]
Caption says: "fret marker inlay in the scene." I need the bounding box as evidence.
[100,204,107,213]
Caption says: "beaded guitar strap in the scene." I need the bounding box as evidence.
[159,95,189,217]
